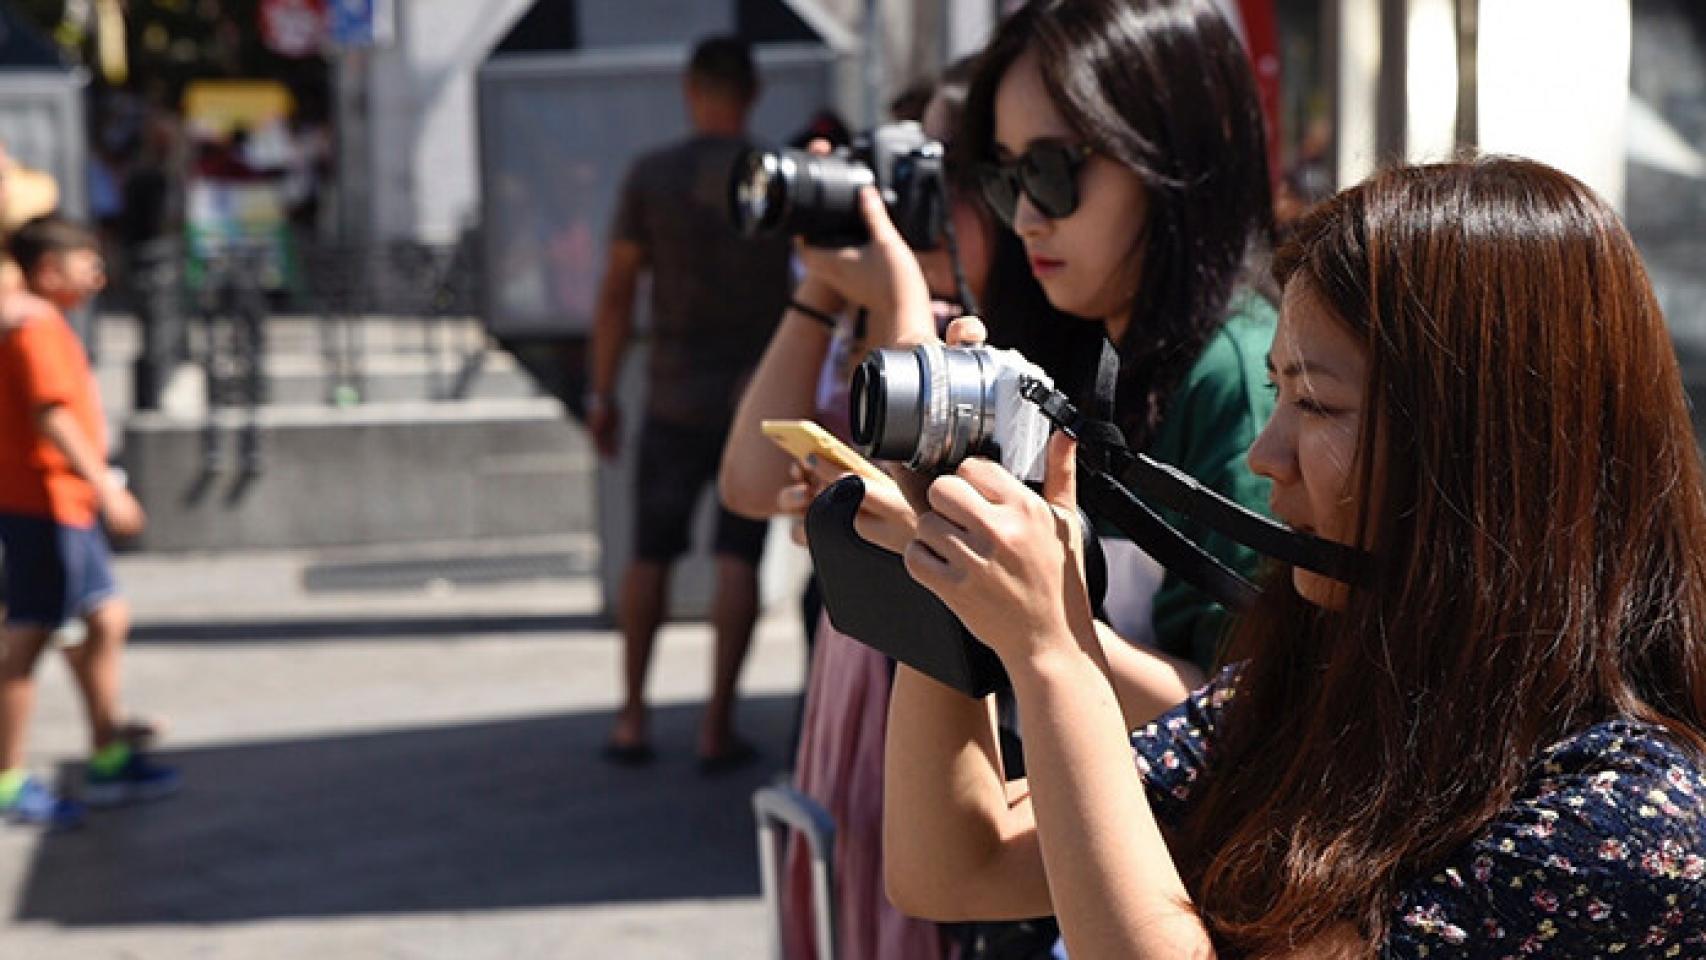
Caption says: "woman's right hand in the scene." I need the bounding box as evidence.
[795,187,935,346]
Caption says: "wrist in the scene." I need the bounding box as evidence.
[1007,624,1100,687]
[1009,651,1103,717]
[786,298,841,331]
[95,472,124,504]
[793,277,847,315]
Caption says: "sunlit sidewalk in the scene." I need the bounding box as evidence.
[0,537,808,959]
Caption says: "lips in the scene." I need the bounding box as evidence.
[1029,254,1065,278]
[1271,506,1311,534]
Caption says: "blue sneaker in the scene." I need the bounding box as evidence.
[3,776,86,830]
[84,752,181,807]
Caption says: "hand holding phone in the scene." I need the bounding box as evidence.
[761,419,897,492]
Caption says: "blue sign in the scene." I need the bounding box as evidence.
[329,0,392,47]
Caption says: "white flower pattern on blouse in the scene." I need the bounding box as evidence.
[1129,666,1706,957]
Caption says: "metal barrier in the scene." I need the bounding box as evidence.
[752,783,838,960]
[131,233,493,403]
[128,234,494,477]
[297,237,490,405]
[193,242,270,475]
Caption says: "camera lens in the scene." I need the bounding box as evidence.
[730,150,790,236]
[851,345,1000,473]
[852,349,922,462]
[727,148,876,246]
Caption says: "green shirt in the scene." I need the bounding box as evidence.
[1136,290,1277,670]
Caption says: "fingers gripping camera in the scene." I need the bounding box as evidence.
[850,342,1056,482]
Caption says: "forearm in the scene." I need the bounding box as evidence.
[37,405,114,496]
[720,307,837,519]
[1010,644,1213,959]
[587,290,634,400]
[1096,622,1206,731]
[858,277,937,355]
[883,666,1051,920]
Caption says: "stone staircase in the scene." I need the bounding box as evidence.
[96,311,801,620]
[98,312,597,554]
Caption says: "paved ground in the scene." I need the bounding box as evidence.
[0,536,810,958]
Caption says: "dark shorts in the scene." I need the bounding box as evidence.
[0,513,118,628]
[632,418,768,565]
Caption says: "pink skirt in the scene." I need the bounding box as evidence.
[780,614,948,960]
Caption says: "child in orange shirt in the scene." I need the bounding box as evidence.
[0,216,178,829]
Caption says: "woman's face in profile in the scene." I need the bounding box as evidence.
[1248,281,1371,609]
[991,48,1149,329]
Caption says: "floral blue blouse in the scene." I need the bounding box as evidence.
[1129,667,1706,956]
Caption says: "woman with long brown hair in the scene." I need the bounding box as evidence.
[881,156,1706,956]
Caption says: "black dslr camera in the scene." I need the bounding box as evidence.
[728,121,948,250]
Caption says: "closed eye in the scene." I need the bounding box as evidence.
[1266,379,1341,417]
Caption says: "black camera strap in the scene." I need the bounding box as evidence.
[1019,369,1370,612]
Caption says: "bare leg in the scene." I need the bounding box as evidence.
[0,625,53,772]
[700,555,759,758]
[62,598,129,753]
[611,560,669,749]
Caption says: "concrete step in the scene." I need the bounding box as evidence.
[95,312,494,360]
[122,398,597,553]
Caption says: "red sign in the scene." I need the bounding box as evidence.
[260,0,328,58]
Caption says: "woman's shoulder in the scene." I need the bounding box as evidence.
[1388,721,1706,955]
[1520,719,1706,852]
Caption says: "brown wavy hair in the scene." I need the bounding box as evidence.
[1177,157,1706,952]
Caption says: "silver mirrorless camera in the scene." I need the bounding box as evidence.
[849,343,1055,482]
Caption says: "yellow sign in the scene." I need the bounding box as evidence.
[182,80,297,139]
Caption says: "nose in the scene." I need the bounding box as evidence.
[1246,409,1294,486]
[1010,188,1050,240]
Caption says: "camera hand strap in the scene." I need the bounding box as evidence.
[1018,374,1369,610]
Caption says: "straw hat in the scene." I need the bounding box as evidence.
[0,155,61,235]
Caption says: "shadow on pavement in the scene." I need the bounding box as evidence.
[13,695,794,925]
[129,613,611,644]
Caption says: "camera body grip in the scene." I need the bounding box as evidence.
[806,476,1011,698]
[806,475,1108,699]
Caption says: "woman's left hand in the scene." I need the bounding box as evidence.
[904,432,1096,667]
[779,456,922,550]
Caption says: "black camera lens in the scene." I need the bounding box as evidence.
[728,148,875,247]
[730,150,789,236]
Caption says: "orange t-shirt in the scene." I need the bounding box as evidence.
[0,307,106,526]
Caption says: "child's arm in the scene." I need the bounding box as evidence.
[0,286,54,332]
[35,404,146,536]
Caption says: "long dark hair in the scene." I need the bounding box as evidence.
[1179,157,1706,951]
[962,0,1274,447]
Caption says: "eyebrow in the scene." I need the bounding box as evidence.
[991,135,1078,160]
[1265,354,1352,382]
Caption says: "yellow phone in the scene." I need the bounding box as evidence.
[761,419,896,491]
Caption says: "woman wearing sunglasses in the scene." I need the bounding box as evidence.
[887,154,1706,955]
[805,0,1278,687]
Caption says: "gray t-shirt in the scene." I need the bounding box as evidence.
[610,134,791,427]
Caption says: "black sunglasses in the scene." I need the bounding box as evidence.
[975,141,1094,226]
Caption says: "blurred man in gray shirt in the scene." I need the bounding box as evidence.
[587,36,790,773]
